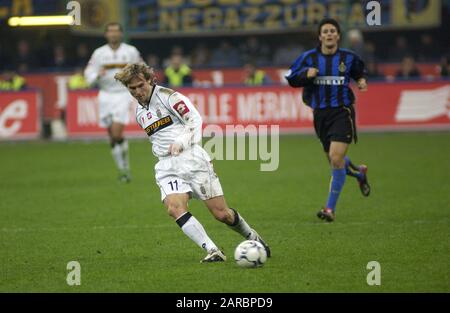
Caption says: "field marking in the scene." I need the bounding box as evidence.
[1,219,449,233]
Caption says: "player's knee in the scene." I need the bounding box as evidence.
[165,200,185,219]
[212,207,233,224]
[111,135,123,143]
[329,152,345,168]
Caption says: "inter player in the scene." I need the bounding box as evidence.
[114,63,271,262]
[84,22,142,182]
[285,18,371,222]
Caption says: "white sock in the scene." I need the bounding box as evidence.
[118,140,130,172]
[228,208,253,239]
[176,212,218,252]
[111,143,125,171]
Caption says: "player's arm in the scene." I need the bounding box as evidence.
[167,93,202,156]
[285,53,316,87]
[84,50,105,85]
[350,54,368,91]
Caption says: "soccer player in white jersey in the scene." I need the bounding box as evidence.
[84,22,142,182]
[114,63,271,262]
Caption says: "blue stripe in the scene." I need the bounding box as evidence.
[318,55,326,108]
[343,54,353,105]
[331,54,340,107]
[288,49,316,78]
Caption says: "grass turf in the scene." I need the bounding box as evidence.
[0,132,449,292]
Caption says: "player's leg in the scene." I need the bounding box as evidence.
[111,92,133,182]
[327,140,349,208]
[318,141,348,222]
[203,196,271,257]
[99,91,127,181]
[344,156,370,197]
[109,122,130,182]
[158,173,224,263]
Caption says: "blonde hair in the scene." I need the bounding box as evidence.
[114,63,157,87]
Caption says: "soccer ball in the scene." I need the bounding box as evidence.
[234,240,267,268]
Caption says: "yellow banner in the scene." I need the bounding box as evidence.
[70,0,121,35]
[391,0,441,27]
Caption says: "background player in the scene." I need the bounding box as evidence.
[84,22,142,182]
[114,63,271,262]
[285,18,371,222]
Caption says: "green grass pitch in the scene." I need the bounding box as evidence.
[1,132,449,292]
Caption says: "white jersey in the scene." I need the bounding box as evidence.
[135,85,202,159]
[84,43,142,93]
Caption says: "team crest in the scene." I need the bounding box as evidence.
[200,186,206,195]
[173,101,190,116]
[339,62,347,72]
[147,112,152,119]
[156,108,162,118]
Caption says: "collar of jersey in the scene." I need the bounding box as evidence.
[140,84,157,110]
[317,45,340,57]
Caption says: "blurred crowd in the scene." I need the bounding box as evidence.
[0,30,449,91]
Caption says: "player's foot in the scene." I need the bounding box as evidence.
[200,249,226,263]
[118,171,131,183]
[249,229,271,258]
[317,208,335,222]
[358,165,370,197]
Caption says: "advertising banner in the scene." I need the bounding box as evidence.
[65,90,143,138]
[65,82,450,138]
[0,90,41,140]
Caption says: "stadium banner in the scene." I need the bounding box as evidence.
[23,65,441,122]
[70,0,122,36]
[126,0,441,37]
[355,81,450,131]
[0,0,61,20]
[23,72,71,120]
[0,90,41,140]
[65,82,450,138]
[65,90,143,138]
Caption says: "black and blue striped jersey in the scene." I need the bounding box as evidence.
[285,47,366,109]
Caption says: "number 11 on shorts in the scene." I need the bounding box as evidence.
[168,180,178,191]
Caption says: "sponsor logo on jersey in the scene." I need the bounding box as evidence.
[147,112,152,119]
[173,101,190,116]
[314,76,345,86]
[102,63,128,70]
[144,116,173,136]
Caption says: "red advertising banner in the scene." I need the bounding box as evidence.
[65,81,450,138]
[65,90,143,138]
[0,90,41,140]
[355,81,450,130]
[23,64,441,122]
[23,72,71,120]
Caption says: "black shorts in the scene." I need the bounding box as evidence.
[313,105,357,152]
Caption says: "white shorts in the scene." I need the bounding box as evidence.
[98,90,134,128]
[155,145,224,202]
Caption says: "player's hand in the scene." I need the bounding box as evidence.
[169,143,183,156]
[307,68,319,78]
[357,78,368,91]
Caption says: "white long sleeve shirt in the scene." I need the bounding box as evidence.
[84,43,141,93]
[136,85,202,159]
